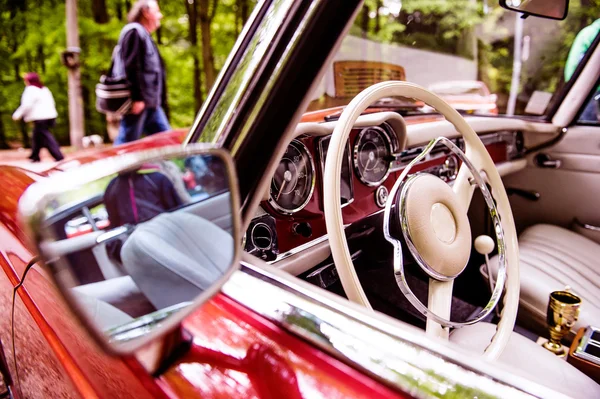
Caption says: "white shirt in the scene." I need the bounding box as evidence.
[12,86,58,122]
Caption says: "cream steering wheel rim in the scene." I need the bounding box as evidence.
[323,81,519,360]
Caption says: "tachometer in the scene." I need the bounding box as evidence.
[353,126,392,186]
[268,140,315,214]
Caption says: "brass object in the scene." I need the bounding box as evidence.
[542,290,581,357]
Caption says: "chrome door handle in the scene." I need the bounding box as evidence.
[535,153,562,169]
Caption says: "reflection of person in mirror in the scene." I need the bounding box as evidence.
[105,163,183,227]
[565,19,600,122]
[184,155,228,196]
[104,163,183,261]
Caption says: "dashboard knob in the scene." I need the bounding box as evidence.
[293,222,312,238]
[474,235,495,256]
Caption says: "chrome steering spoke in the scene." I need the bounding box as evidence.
[384,136,507,329]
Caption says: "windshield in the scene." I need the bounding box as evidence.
[307,0,599,118]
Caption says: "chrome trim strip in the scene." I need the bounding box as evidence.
[183,0,270,146]
[574,218,600,232]
[229,0,323,153]
[270,234,329,263]
[96,225,129,244]
[269,207,388,264]
[574,327,600,366]
[223,261,550,398]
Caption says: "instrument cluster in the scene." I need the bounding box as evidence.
[267,124,397,215]
[247,124,518,260]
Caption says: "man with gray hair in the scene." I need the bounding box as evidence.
[112,0,171,145]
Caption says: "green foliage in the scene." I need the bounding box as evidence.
[356,0,482,58]
[0,0,255,147]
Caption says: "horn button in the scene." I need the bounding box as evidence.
[401,174,472,280]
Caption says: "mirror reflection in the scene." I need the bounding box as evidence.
[503,0,568,20]
[39,153,234,345]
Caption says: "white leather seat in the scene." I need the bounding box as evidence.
[121,212,234,310]
[73,291,133,330]
[485,224,600,334]
[451,322,600,398]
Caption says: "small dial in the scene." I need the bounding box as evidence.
[269,140,315,214]
[354,127,392,186]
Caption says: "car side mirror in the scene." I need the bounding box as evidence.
[18,145,241,354]
[499,0,569,20]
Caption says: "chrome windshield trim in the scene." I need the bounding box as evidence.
[229,0,323,155]
[186,0,302,145]
[183,0,271,146]
[223,259,558,399]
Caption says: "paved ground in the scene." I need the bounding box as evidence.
[0,146,99,172]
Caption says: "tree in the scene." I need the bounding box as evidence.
[186,0,203,112]
[92,0,110,24]
[199,0,217,94]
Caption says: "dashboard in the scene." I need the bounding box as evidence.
[243,113,524,264]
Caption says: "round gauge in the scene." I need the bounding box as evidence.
[354,127,392,186]
[268,140,315,214]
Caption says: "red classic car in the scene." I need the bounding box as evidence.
[2,1,600,398]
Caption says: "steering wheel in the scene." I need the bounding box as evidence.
[323,81,519,360]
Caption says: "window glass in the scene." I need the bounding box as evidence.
[307,0,600,120]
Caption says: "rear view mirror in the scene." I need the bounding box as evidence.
[19,145,241,353]
[500,0,569,20]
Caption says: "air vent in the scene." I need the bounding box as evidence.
[251,223,273,250]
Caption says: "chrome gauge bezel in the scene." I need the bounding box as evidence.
[268,139,316,215]
[353,126,393,187]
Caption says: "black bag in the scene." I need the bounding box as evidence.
[95,74,131,115]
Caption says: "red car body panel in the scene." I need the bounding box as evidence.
[0,127,415,397]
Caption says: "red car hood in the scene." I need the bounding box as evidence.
[38,129,189,177]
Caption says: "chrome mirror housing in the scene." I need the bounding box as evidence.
[500,0,569,20]
[18,144,241,354]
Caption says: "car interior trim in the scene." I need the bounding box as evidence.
[406,116,558,148]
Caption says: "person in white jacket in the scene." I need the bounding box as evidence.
[12,72,64,162]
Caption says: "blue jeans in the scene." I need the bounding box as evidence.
[114,106,171,145]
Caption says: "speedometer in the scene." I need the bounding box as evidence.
[268,140,315,214]
[353,126,392,186]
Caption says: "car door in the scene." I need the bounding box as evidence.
[0,167,155,398]
[502,33,600,236]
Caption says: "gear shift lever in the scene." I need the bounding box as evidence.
[475,235,495,293]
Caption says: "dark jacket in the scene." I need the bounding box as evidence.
[104,168,183,228]
[112,23,167,109]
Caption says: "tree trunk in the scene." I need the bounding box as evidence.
[37,45,46,74]
[199,0,217,93]
[361,5,369,38]
[186,0,203,112]
[375,0,381,33]
[115,0,123,21]
[156,27,162,45]
[0,115,9,150]
[92,0,110,24]
[241,0,249,25]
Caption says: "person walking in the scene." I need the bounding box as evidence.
[112,0,171,145]
[12,72,64,162]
